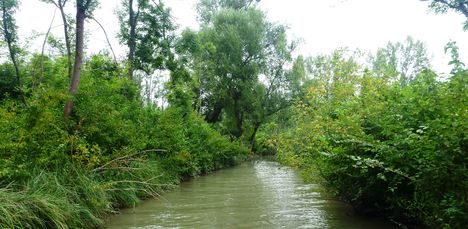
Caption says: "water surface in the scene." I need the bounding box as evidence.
[106,160,395,229]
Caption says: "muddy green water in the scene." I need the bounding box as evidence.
[106,160,395,229]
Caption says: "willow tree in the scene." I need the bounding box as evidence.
[64,0,98,119]
[189,0,296,143]
[195,8,268,139]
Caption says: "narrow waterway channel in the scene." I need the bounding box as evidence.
[106,160,395,229]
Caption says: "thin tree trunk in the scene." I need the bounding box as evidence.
[91,17,117,63]
[6,34,22,100]
[1,2,25,105]
[58,1,72,80]
[39,8,57,85]
[64,6,86,120]
[127,0,137,79]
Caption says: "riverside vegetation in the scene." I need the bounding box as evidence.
[0,55,249,228]
[0,0,467,228]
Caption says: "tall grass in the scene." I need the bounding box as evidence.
[0,159,180,229]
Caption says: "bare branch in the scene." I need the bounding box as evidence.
[39,8,58,84]
[90,17,117,63]
[92,149,167,173]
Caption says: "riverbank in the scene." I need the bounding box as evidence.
[0,153,248,229]
[273,68,467,228]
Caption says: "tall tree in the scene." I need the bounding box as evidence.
[64,0,98,120]
[120,0,137,79]
[190,2,296,142]
[422,0,468,30]
[41,0,73,79]
[0,0,25,104]
[176,0,298,143]
[196,8,268,139]
[118,0,176,80]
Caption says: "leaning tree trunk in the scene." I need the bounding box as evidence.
[64,6,86,120]
[58,2,73,80]
[248,122,261,151]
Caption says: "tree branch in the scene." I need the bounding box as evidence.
[92,149,167,173]
[90,17,117,63]
[39,8,57,85]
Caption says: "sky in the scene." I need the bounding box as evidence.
[13,0,468,75]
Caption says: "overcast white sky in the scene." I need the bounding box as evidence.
[15,0,468,75]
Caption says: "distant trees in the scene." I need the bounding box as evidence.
[196,0,260,23]
[370,36,431,86]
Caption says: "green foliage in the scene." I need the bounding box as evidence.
[148,108,249,177]
[196,0,260,23]
[0,0,20,47]
[185,4,296,146]
[445,41,466,74]
[425,0,468,30]
[195,7,268,138]
[0,51,248,228]
[370,36,431,86]
[117,0,177,74]
[0,63,18,99]
[77,0,99,18]
[3,0,465,228]
[276,50,467,228]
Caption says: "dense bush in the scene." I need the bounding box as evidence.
[275,51,467,228]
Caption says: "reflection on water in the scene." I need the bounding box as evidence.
[106,160,395,229]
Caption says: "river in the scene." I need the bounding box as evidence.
[106,160,395,229]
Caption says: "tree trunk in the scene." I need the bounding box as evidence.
[1,2,25,105]
[206,102,223,123]
[249,122,261,151]
[58,1,72,80]
[39,9,57,85]
[91,17,117,63]
[232,97,244,139]
[64,6,85,120]
[127,0,137,79]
